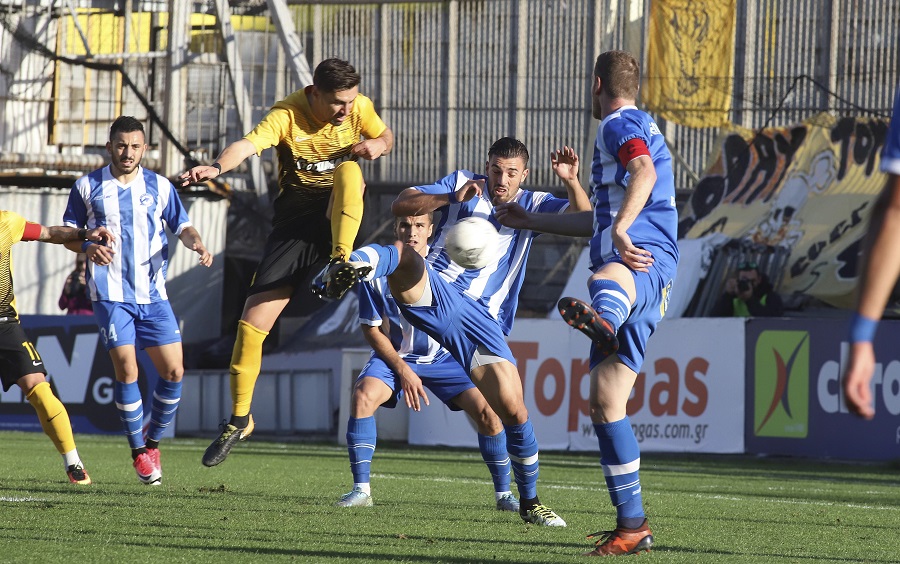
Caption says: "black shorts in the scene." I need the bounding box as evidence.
[249,188,333,295]
[0,322,47,391]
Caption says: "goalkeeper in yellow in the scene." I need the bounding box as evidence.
[1,209,114,484]
[179,58,393,467]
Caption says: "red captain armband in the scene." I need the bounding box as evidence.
[618,138,650,167]
[21,222,42,242]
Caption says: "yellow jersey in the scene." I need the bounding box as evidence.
[245,88,387,193]
[0,210,31,320]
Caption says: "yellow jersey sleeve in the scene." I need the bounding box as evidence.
[355,95,388,141]
[0,210,27,320]
[0,210,27,249]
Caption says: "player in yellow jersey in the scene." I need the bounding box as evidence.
[178,58,393,466]
[0,210,113,484]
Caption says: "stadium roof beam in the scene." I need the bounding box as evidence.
[213,0,268,196]
[266,0,313,87]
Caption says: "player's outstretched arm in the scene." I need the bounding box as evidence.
[495,202,593,237]
[391,179,483,217]
[177,139,258,186]
[178,226,213,267]
[39,225,115,245]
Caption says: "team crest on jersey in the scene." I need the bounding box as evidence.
[139,193,155,206]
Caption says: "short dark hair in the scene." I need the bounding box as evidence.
[109,116,144,140]
[313,58,361,93]
[594,50,640,100]
[487,137,529,167]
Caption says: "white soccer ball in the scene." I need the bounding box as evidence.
[444,217,499,270]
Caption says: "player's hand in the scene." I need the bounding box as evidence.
[612,230,653,272]
[843,341,876,419]
[86,242,115,266]
[192,242,213,267]
[454,179,484,203]
[551,146,579,183]
[397,365,429,411]
[351,138,388,160]
[494,202,530,229]
[178,165,220,187]
[86,226,116,244]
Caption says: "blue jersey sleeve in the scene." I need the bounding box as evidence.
[63,184,88,228]
[601,115,648,164]
[883,85,900,175]
[530,192,569,214]
[414,170,483,200]
[357,279,385,326]
[161,182,192,235]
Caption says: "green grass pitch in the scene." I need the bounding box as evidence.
[1,430,898,563]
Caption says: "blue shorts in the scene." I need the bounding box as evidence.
[360,353,474,410]
[591,247,677,373]
[397,265,515,375]
[92,300,182,351]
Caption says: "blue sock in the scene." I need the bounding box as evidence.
[505,421,539,501]
[589,279,631,333]
[595,416,645,528]
[114,381,145,449]
[350,245,399,280]
[147,379,182,443]
[346,416,377,484]
[478,431,512,493]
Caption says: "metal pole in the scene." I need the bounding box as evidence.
[161,0,189,177]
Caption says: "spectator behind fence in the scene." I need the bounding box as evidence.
[58,253,92,315]
[711,261,784,317]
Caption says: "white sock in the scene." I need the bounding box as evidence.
[495,490,512,501]
[354,483,371,495]
[62,449,81,468]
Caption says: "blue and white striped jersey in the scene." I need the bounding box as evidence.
[416,170,569,335]
[883,86,900,175]
[358,274,450,364]
[589,106,679,270]
[63,165,193,304]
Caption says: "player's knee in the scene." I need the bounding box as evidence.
[351,387,379,417]
[474,410,504,436]
[161,366,184,382]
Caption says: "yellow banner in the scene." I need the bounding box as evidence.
[679,114,890,308]
[644,0,736,128]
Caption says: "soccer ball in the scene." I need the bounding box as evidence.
[444,217,499,270]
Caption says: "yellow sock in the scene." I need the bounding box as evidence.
[26,381,76,455]
[330,161,364,260]
[230,320,269,417]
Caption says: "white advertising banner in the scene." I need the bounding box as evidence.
[408,318,746,454]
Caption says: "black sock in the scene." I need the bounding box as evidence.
[230,414,250,428]
[131,447,147,461]
[520,496,540,513]
[146,439,160,450]
[618,517,647,530]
